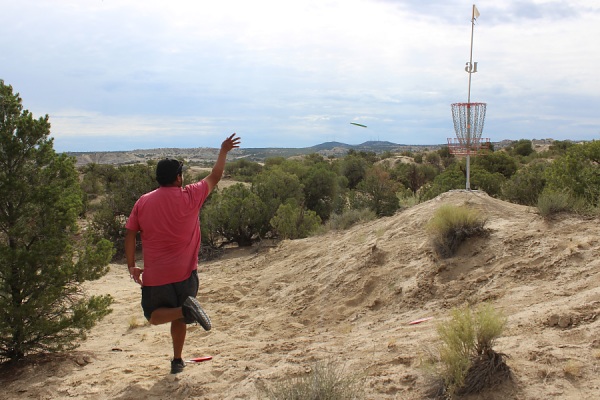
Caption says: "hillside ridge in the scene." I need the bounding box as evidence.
[3,190,599,399]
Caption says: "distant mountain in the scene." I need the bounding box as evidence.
[68,140,441,166]
[307,141,351,151]
[71,138,563,167]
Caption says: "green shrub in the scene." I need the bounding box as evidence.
[507,139,534,157]
[544,140,600,206]
[434,304,511,397]
[501,160,548,206]
[201,183,269,246]
[472,150,518,179]
[422,165,465,200]
[426,205,487,258]
[270,202,322,239]
[356,166,400,216]
[258,361,365,400]
[225,159,263,182]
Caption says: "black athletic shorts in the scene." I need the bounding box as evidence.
[141,270,199,320]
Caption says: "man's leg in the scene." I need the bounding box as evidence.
[171,319,187,359]
[149,307,184,325]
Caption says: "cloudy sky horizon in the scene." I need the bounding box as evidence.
[2,0,599,152]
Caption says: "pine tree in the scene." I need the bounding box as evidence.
[0,80,114,362]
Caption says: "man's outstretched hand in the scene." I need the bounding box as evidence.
[221,133,241,153]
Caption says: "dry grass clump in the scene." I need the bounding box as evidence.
[427,303,511,398]
[258,361,365,400]
[537,191,578,218]
[127,316,147,330]
[325,208,377,231]
[562,359,583,378]
[426,204,488,258]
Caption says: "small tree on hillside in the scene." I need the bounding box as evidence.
[252,168,304,224]
[356,166,400,216]
[270,202,322,239]
[0,81,114,361]
[202,183,269,246]
[91,163,157,257]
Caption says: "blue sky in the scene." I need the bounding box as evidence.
[2,0,599,151]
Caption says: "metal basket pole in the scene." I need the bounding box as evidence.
[465,5,479,190]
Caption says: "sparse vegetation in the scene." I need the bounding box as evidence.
[258,361,365,400]
[325,209,377,231]
[431,303,511,398]
[78,136,600,255]
[426,204,488,258]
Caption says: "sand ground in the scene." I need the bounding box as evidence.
[2,190,599,399]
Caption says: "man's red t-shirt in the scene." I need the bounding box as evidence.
[125,181,210,286]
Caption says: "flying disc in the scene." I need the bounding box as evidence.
[350,122,367,128]
[408,317,433,325]
[187,356,212,363]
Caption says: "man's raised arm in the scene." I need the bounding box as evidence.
[203,133,241,192]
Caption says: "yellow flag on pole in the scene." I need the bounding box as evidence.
[473,5,480,19]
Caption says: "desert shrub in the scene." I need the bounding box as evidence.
[252,167,305,223]
[202,183,269,246]
[326,208,377,231]
[392,162,438,194]
[536,190,587,218]
[472,151,518,179]
[433,304,511,398]
[544,140,600,206]
[437,146,456,168]
[90,163,157,257]
[258,361,365,400]
[301,165,342,221]
[225,158,263,182]
[469,168,505,197]
[548,140,575,156]
[397,186,421,208]
[506,139,534,157]
[270,202,322,240]
[501,160,548,206]
[355,166,400,216]
[426,205,487,258]
[341,153,372,189]
[422,164,466,200]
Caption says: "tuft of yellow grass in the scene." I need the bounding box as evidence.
[127,316,146,330]
[563,360,583,378]
[426,204,487,258]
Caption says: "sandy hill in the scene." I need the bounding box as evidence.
[3,191,599,399]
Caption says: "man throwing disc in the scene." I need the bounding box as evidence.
[125,133,240,374]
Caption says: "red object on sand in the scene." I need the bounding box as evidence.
[188,356,212,363]
[408,317,433,325]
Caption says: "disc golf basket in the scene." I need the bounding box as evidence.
[448,102,490,190]
[448,5,490,190]
[448,102,489,155]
